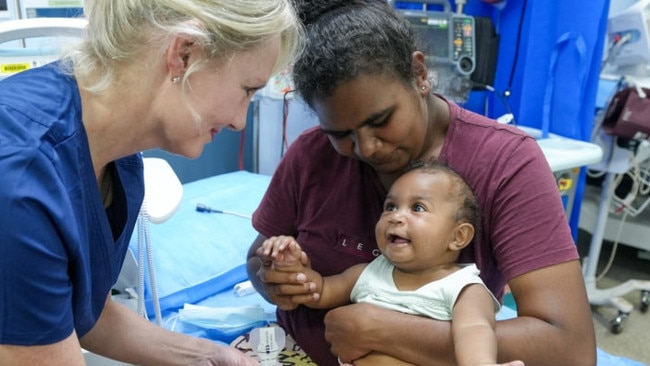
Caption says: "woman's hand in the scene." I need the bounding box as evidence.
[324,303,379,362]
[206,343,261,366]
[324,302,455,366]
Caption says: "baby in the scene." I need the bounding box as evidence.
[258,160,524,366]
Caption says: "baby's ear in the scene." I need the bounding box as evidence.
[448,223,475,251]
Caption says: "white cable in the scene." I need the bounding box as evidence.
[612,164,639,214]
[610,154,650,217]
[143,208,163,326]
[455,0,466,14]
[596,168,629,281]
[602,32,632,71]
[640,165,650,195]
[587,78,627,180]
[596,211,628,281]
[137,210,147,319]
[637,140,650,195]
[136,201,162,326]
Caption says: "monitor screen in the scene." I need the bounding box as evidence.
[405,15,450,59]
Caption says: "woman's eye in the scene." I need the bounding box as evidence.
[370,116,389,128]
[328,130,351,140]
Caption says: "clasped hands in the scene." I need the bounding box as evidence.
[255,235,320,310]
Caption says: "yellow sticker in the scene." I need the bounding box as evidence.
[558,178,573,192]
[1,63,30,74]
[49,0,83,6]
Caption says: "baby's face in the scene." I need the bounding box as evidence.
[375,170,461,272]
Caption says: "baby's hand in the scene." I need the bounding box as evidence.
[256,236,321,306]
[258,235,304,271]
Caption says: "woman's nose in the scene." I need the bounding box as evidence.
[226,106,249,131]
[227,120,245,131]
[354,130,379,159]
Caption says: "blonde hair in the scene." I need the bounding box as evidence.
[63,0,303,93]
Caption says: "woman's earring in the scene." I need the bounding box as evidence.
[421,85,427,91]
[171,76,180,84]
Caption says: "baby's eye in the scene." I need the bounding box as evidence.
[412,204,426,212]
[383,202,397,212]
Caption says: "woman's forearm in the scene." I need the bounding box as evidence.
[325,303,456,366]
[327,298,594,365]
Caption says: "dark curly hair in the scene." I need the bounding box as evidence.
[291,0,417,108]
[403,159,481,234]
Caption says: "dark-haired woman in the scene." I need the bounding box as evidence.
[247,1,596,365]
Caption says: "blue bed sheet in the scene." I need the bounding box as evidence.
[129,170,271,316]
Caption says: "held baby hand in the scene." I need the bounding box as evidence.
[255,263,318,310]
[259,235,304,270]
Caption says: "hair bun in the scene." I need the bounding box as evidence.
[293,0,379,26]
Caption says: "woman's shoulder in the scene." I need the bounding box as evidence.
[451,103,530,141]
[444,101,541,162]
[0,62,80,136]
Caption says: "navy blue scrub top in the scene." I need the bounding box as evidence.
[0,62,145,345]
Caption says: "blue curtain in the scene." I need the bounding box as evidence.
[462,0,611,240]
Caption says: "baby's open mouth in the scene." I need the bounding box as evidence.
[389,234,410,244]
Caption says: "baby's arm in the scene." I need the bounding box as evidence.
[452,284,524,366]
[257,236,368,309]
[310,263,367,308]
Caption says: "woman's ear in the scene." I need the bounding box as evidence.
[411,51,430,93]
[166,35,194,82]
[448,223,475,252]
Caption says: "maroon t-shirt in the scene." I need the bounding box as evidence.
[252,99,578,366]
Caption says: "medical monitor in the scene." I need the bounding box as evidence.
[606,0,650,76]
[397,7,475,75]
[391,0,476,102]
